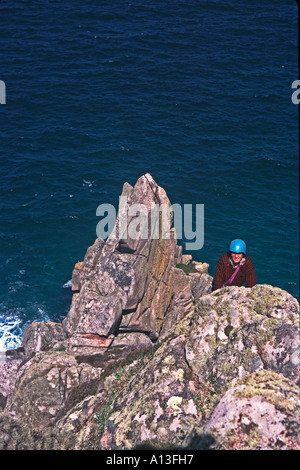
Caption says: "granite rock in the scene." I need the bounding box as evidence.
[0,175,298,451]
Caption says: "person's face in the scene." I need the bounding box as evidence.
[231,252,243,263]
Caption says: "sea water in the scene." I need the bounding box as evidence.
[0,0,298,350]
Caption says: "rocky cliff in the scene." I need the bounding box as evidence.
[0,174,299,450]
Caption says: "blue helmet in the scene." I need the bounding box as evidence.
[229,239,246,254]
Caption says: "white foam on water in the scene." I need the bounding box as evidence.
[0,315,23,352]
[62,279,72,288]
[83,179,96,187]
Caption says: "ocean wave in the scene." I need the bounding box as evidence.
[0,314,23,352]
[0,302,54,352]
[62,279,72,288]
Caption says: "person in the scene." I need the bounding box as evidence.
[212,239,257,291]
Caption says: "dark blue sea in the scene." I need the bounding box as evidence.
[0,0,298,350]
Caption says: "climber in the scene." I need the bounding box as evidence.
[212,239,257,291]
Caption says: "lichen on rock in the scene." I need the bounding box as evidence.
[0,174,299,451]
[204,370,300,450]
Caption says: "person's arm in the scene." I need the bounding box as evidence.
[245,258,257,288]
[212,256,225,291]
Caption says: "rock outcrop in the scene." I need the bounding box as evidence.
[61,173,187,348]
[95,285,299,451]
[0,174,299,450]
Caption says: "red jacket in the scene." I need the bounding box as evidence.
[212,252,257,291]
